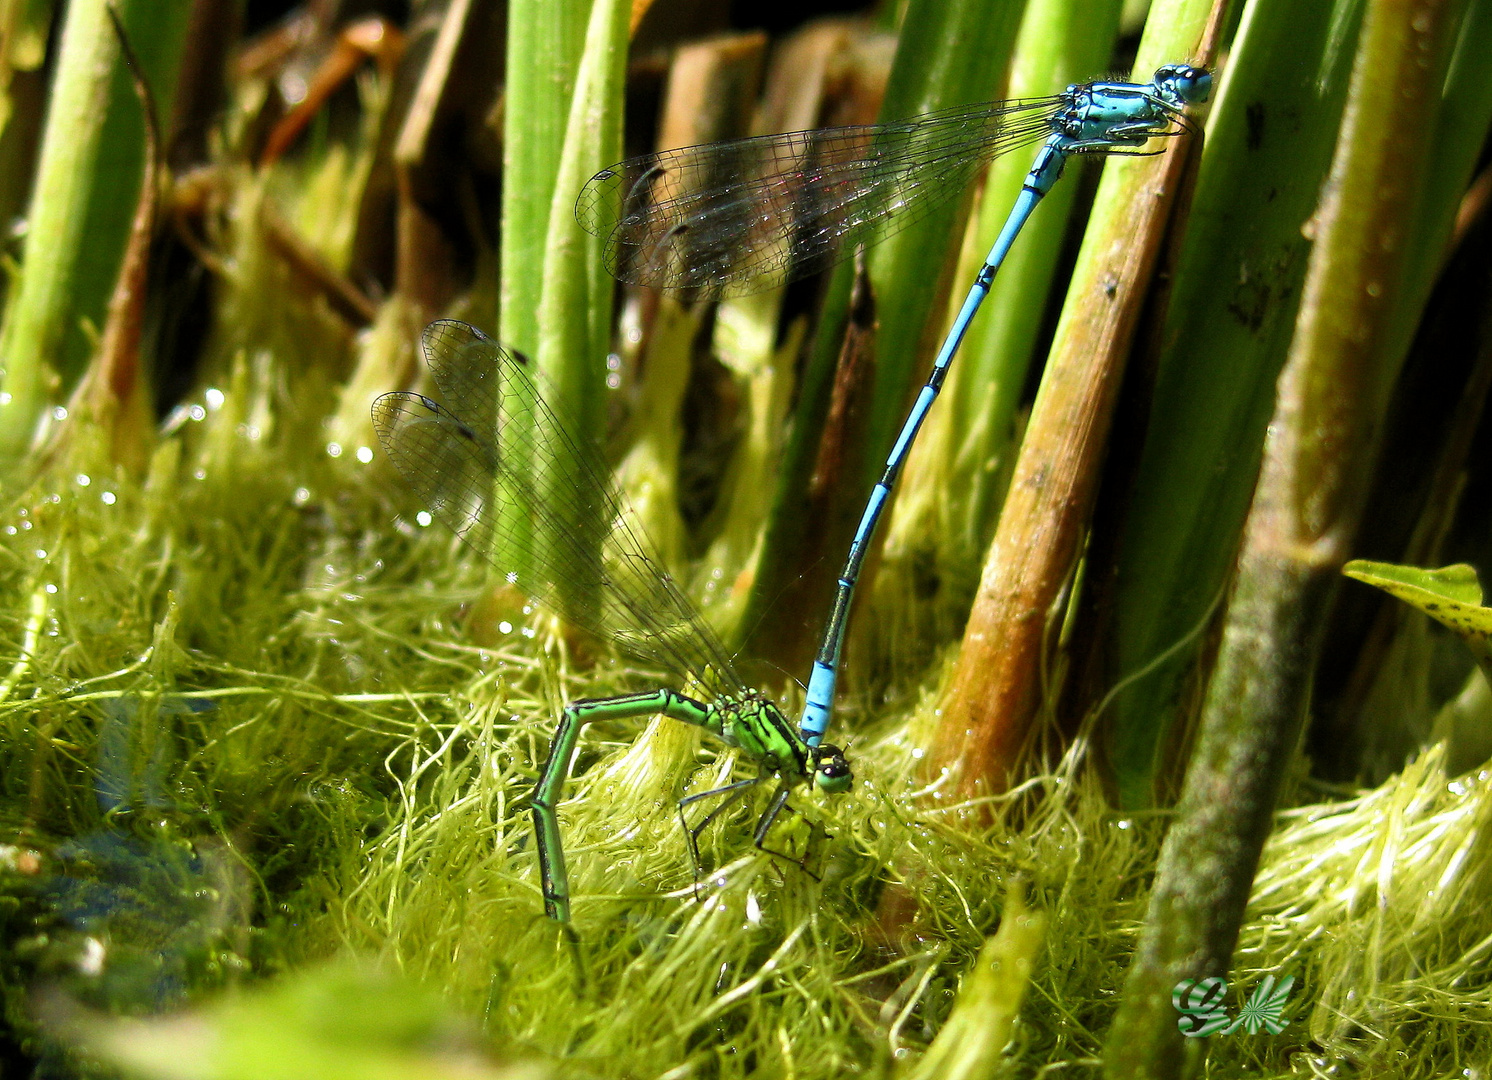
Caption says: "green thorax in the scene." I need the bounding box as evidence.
[712,691,853,795]
[713,691,810,776]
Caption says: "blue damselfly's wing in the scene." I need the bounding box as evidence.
[576,97,1063,297]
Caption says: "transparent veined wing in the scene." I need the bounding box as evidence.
[576,96,1065,297]
[373,320,744,692]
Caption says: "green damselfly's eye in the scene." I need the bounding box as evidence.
[813,744,853,794]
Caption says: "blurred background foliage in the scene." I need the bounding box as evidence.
[1,0,1491,1076]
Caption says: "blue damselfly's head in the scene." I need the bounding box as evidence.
[812,744,853,794]
[1154,64,1213,106]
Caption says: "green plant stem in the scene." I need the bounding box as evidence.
[536,0,626,427]
[0,0,53,304]
[1102,0,1468,1074]
[903,887,1047,1080]
[1385,0,1492,369]
[499,0,588,355]
[533,0,627,609]
[57,4,162,475]
[0,0,188,470]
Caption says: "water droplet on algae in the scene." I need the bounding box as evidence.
[77,936,106,976]
[280,70,307,105]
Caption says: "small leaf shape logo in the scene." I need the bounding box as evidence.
[1172,977,1232,1038]
[1222,974,1295,1035]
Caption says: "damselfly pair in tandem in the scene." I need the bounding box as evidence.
[373,64,1212,921]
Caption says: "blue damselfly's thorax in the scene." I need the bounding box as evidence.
[1055,64,1213,145]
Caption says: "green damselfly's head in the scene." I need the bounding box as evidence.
[1153,63,1212,107]
[811,743,853,795]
